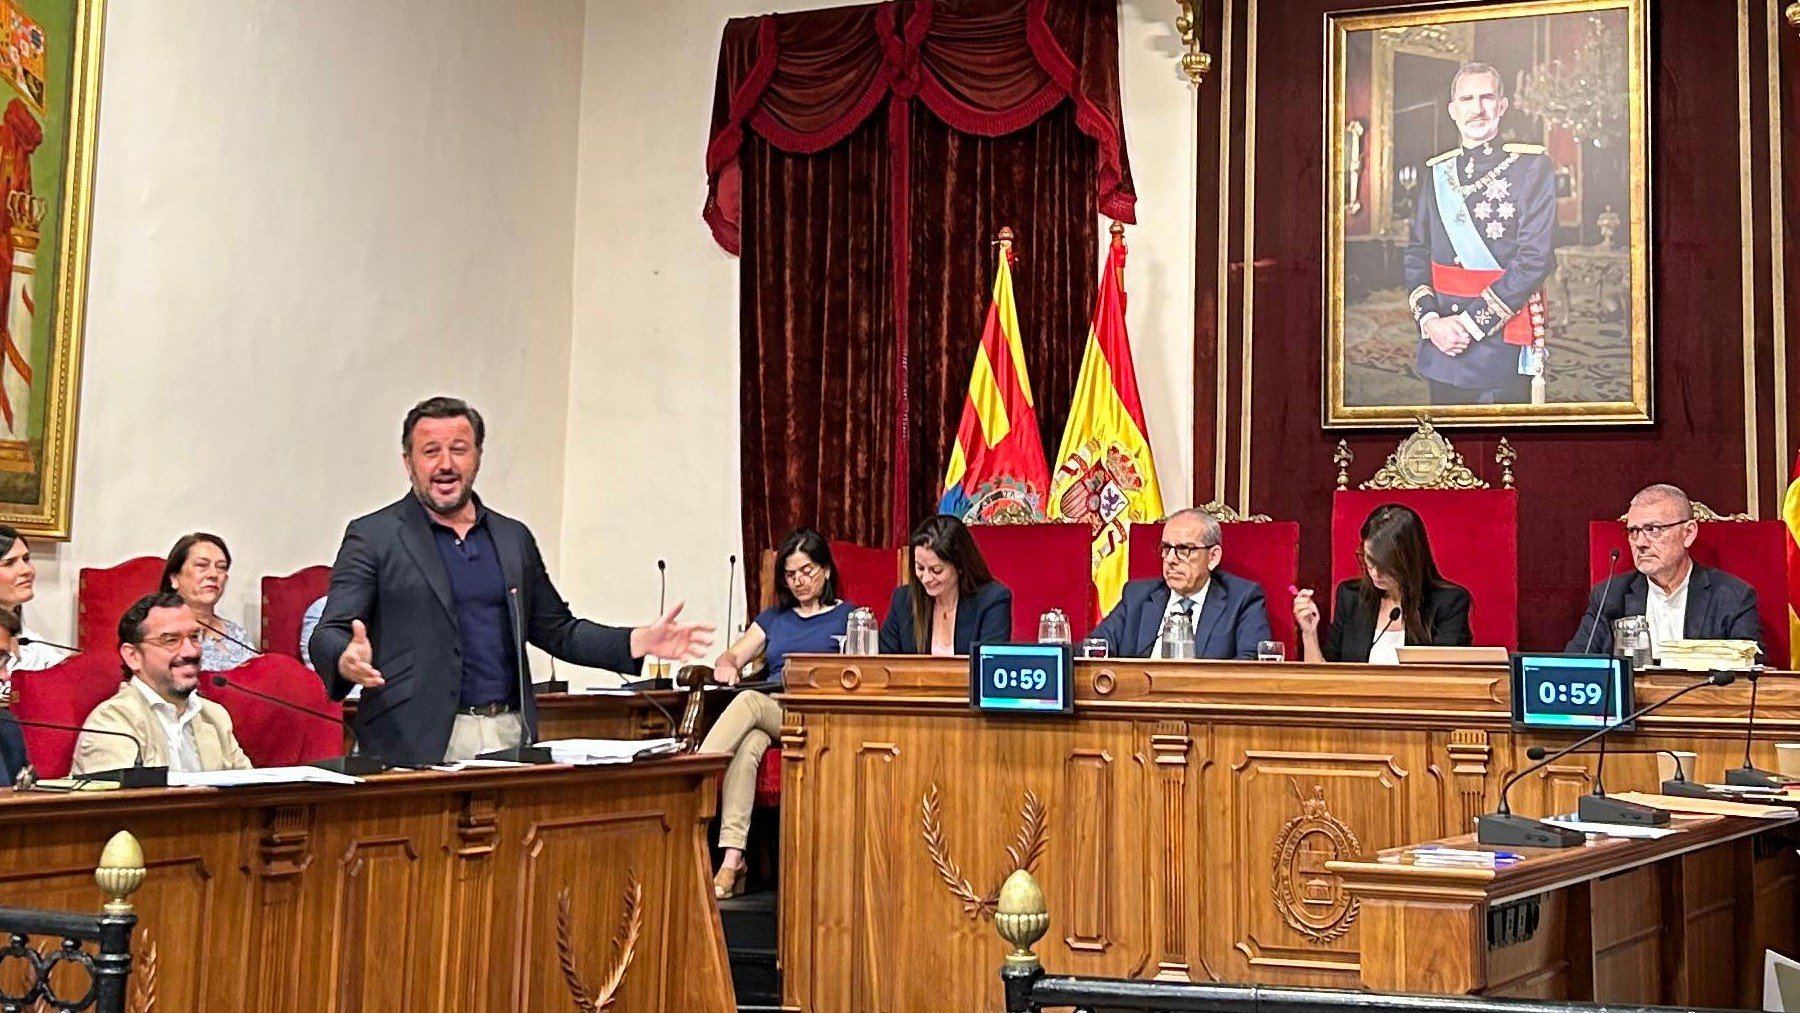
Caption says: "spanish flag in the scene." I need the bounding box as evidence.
[1047,223,1164,616]
[939,228,1052,523]
[1784,449,1800,667]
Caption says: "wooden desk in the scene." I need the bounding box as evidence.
[341,688,690,742]
[776,656,1800,1013]
[1330,813,1800,1007]
[0,756,735,1012]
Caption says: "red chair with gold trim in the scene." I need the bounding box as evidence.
[1587,505,1788,663]
[260,565,331,657]
[77,556,164,653]
[969,523,1095,642]
[1126,509,1302,651]
[1328,423,1519,651]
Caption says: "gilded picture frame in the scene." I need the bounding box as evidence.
[1324,0,1651,428]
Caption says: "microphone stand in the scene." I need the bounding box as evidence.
[1723,668,1794,788]
[208,674,385,776]
[1578,658,1667,826]
[1478,670,1736,847]
[6,716,167,788]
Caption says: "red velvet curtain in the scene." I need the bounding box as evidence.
[709,0,1133,607]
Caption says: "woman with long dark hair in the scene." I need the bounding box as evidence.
[701,527,853,898]
[1292,503,1472,662]
[0,523,64,672]
[878,514,1012,655]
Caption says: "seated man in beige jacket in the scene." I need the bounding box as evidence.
[71,590,252,776]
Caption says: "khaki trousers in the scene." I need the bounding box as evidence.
[699,690,783,850]
[444,712,524,763]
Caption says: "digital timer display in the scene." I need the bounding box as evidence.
[1509,653,1634,732]
[970,643,1073,715]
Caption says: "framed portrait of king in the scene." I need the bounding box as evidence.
[1324,0,1650,427]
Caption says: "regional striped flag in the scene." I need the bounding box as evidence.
[938,228,1052,524]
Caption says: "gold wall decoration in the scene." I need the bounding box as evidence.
[1176,1,1213,84]
[1199,499,1272,523]
[919,782,1048,920]
[1270,781,1362,945]
[556,874,644,1012]
[1341,419,1518,491]
[1325,0,1653,428]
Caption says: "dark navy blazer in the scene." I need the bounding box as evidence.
[1565,564,1763,657]
[1090,572,1271,660]
[878,581,1013,654]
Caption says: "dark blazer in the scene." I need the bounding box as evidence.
[0,712,25,785]
[1564,563,1763,657]
[1323,579,1473,663]
[1091,572,1271,660]
[878,581,1012,654]
[310,495,640,764]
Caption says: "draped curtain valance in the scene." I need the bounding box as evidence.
[704,0,1135,256]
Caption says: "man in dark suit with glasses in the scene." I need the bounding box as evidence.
[1090,507,1271,660]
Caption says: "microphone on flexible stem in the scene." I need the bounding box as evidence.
[17,635,80,655]
[645,559,670,685]
[1477,669,1738,847]
[209,673,385,776]
[5,715,165,788]
[1724,667,1795,788]
[1376,606,1401,644]
[672,555,740,755]
[476,588,554,765]
[1576,646,1657,825]
[195,618,263,659]
[1522,744,1711,799]
[1581,548,1623,655]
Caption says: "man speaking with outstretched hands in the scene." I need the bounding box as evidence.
[310,396,714,764]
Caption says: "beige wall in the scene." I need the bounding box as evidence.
[558,0,1198,680]
[26,0,585,649]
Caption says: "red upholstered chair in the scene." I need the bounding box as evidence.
[1329,424,1520,650]
[1126,513,1302,650]
[827,540,905,621]
[1588,510,1789,664]
[260,565,331,657]
[206,655,345,766]
[9,653,126,778]
[969,523,1095,641]
[77,556,164,653]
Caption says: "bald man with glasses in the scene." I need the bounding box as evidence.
[1091,508,1271,659]
[1565,484,1762,658]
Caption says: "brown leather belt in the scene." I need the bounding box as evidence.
[455,702,516,717]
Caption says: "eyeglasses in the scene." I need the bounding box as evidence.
[139,631,203,651]
[783,563,822,583]
[1624,518,1692,541]
[1158,542,1218,561]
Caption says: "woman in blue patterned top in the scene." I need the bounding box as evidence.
[700,527,851,898]
[162,533,256,671]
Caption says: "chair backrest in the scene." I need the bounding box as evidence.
[826,540,905,621]
[1331,488,1519,650]
[9,653,126,778]
[260,565,331,656]
[1588,518,1789,663]
[1127,519,1302,649]
[207,654,345,765]
[77,556,164,653]
[969,523,1095,641]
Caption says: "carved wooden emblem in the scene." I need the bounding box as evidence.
[1270,782,1361,945]
[557,873,643,1011]
[919,782,1047,920]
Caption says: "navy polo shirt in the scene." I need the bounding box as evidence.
[422,502,517,708]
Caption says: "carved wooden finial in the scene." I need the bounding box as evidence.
[1332,441,1353,490]
[1787,2,1800,32]
[1495,439,1517,489]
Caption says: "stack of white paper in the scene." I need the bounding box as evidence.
[1656,639,1759,671]
[536,737,678,765]
[170,766,363,787]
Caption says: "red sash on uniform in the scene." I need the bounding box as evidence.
[1431,262,1547,348]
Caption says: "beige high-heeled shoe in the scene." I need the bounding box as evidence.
[713,861,746,899]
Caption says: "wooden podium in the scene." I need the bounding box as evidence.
[0,756,735,1012]
[775,655,1800,1012]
